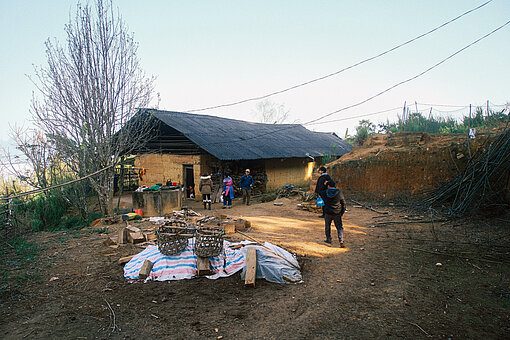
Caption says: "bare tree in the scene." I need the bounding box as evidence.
[1,126,89,218]
[2,127,53,190]
[254,99,290,124]
[29,0,155,216]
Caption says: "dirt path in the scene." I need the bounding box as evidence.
[1,197,508,339]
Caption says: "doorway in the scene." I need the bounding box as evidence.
[183,164,195,198]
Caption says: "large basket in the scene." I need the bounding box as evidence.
[194,227,225,257]
[157,220,194,255]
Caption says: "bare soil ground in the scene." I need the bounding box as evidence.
[1,197,509,339]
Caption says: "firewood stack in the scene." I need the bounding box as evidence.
[227,168,266,196]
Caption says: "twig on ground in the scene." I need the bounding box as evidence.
[406,246,508,264]
[351,199,389,214]
[103,298,120,333]
[376,219,447,225]
[22,329,35,338]
[409,322,432,337]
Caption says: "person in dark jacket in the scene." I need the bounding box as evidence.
[199,173,213,210]
[314,166,332,218]
[319,179,346,247]
[239,169,254,205]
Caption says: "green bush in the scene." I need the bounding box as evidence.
[354,120,376,145]
[376,107,508,135]
[11,193,102,232]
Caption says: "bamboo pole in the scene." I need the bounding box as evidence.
[235,230,301,271]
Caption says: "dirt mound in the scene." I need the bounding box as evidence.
[322,132,500,199]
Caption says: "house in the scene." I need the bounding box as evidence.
[132,109,352,195]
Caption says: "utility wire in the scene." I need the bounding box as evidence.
[306,107,403,126]
[0,164,114,200]
[303,19,510,126]
[186,0,493,113]
[206,19,510,145]
[416,102,469,108]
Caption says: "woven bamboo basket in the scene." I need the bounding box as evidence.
[157,220,193,255]
[194,227,225,257]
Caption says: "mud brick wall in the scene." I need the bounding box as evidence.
[319,132,502,199]
[328,149,465,198]
[135,154,201,189]
[265,158,315,190]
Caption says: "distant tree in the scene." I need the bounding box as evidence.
[254,99,290,124]
[1,126,90,218]
[29,0,155,216]
[354,120,375,146]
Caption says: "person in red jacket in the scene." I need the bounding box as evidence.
[318,179,346,247]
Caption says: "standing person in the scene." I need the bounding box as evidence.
[314,166,332,218]
[199,173,213,210]
[222,173,234,209]
[239,169,254,205]
[318,179,346,247]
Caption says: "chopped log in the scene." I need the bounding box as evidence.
[223,222,236,234]
[139,260,153,279]
[126,225,142,233]
[128,232,145,244]
[118,228,128,244]
[145,233,157,241]
[118,255,134,264]
[196,256,212,276]
[235,219,248,231]
[244,247,257,287]
[103,237,117,246]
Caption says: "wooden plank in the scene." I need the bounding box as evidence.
[118,255,134,265]
[118,228,128,244]
[139,259,154,279]
[244,247,257,287]
[223,222,236,234]
[126,225,142,233]
[196,256,212,276]
[128,232,145,244]
[145,232,157,241]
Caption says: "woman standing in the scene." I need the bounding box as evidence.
[199,173,213,210]
[222,173,234,209]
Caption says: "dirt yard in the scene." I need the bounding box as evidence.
[1,196,509,339]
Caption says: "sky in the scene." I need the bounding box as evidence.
[0,0,509,150]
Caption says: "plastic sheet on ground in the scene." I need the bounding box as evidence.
[240,241,302,284]
[123,239,244,281]
[123,239,302,284]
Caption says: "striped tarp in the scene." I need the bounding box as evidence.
[123,239,245,281]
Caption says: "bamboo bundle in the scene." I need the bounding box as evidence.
[425,127,510,216]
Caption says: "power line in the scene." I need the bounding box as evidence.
[306,107,403,126]
[303,19,510,126]
[186,0,494,113]
[0,164,114,201]
[416,102,469,108]
[206,19,510,144]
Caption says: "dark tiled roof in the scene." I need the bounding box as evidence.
[146,109,351,160]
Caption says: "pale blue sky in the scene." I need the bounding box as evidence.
[1,0,509,147]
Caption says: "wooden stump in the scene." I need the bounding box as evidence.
[118,228,128,244]
[244,247,257,287]
[196,256,212,276]
[139,259,153,279]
